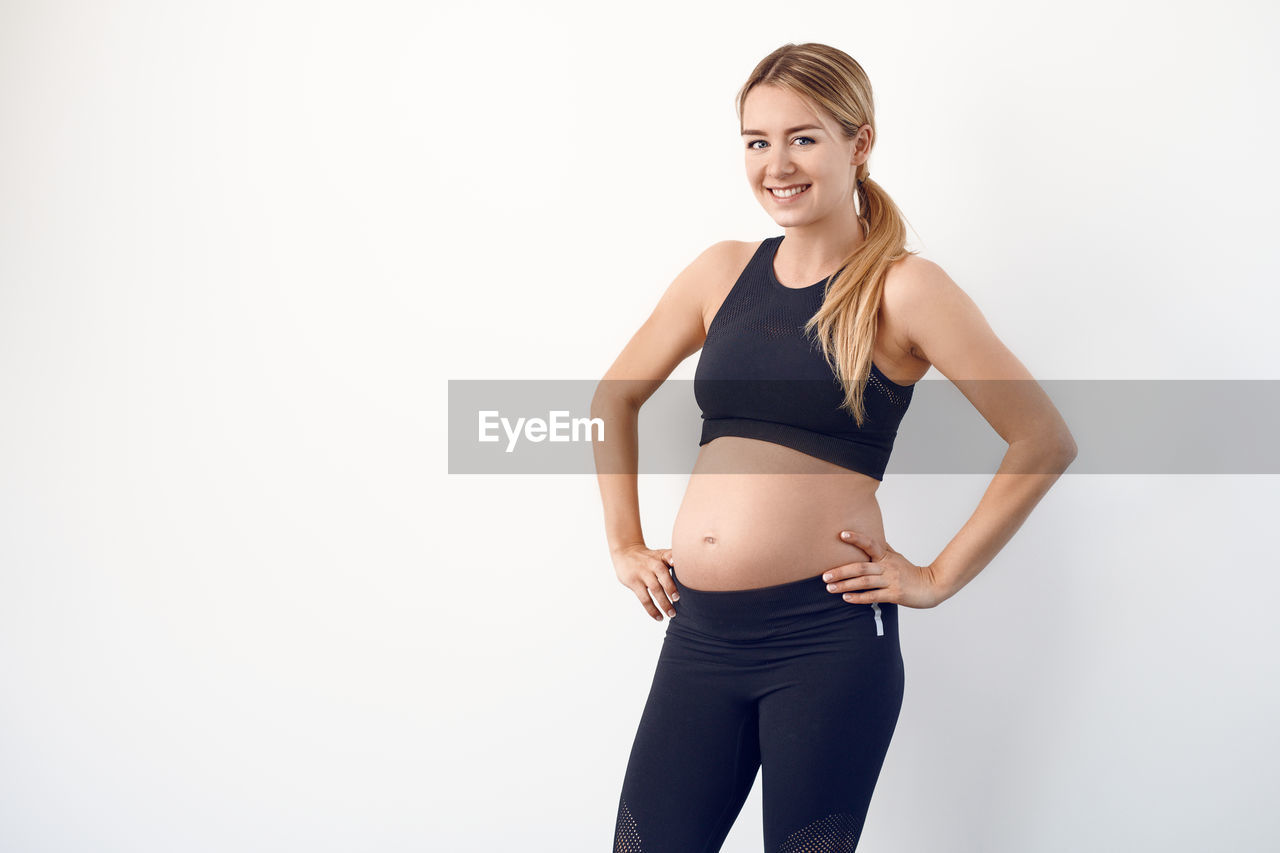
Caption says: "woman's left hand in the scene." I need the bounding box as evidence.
[823,530,947,610]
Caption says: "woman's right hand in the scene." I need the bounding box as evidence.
[611,544,679,622]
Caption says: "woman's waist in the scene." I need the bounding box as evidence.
[670,476,883,589]
[669,524,874,584]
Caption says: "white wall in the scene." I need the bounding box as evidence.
[2,1,1277,851]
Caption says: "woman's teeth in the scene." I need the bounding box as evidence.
[771,184,811,199]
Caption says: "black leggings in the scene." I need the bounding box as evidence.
[613,567,905,853]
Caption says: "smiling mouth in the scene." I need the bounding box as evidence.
[769,184,811,199]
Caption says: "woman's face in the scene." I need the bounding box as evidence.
[740,84,866,228]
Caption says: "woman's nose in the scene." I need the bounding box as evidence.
[768,150,794,174]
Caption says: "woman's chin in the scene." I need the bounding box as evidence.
[768,211,813,228]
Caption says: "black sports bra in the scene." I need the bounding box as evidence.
[693,235,915,480]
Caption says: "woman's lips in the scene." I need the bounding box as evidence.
[769,184,811,202]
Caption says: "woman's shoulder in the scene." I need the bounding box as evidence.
[879,253,957,367]
[669,240,767,335]
[884,251,940,284]
[882,252,965,311]
[686,238,767,291]
[698,238,766,267]
[881,252,993,369]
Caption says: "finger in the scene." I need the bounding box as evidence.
[834,574,873,593]
[652,568,680,612]
[821,561,862,583]
[631,584,663,621]
[837,530,876,561]
[826,566,877,593]
[839,576,888,602]
[663,548,675,567]
[644,577,677,620]
[823,563,852,587]
[841,530,887,560]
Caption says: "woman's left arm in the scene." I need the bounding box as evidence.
[887,257,1078,604]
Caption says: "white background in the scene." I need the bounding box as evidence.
[2,1,1278,851]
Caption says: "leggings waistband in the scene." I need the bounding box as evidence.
[669,567,889,642]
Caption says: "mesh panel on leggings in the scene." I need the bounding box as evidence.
[613,797,642,852]
[778,812,862,853]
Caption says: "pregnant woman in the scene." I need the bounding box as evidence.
[591,42,1076,853]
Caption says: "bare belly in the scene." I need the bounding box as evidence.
[669,437,885,591]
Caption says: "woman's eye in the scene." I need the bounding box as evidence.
[746,137,815,150]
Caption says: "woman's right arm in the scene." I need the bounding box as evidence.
[590,241,735,620]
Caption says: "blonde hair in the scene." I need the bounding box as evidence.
[736,43,917,426]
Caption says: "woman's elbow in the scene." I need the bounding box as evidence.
[1051,431,1078,469]
[591,380,643,419]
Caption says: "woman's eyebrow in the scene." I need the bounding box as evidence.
[740,124,824,136]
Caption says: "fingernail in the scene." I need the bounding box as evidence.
[841,531,851,539]
[667,609,676,618]
[671,593,679,601]
[823,573,832,581]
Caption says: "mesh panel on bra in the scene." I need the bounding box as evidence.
[709,276,822,344]
[777,811,863,853]
[868,368,909,407]
[713,282,911,412]
[612,797,643,853]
